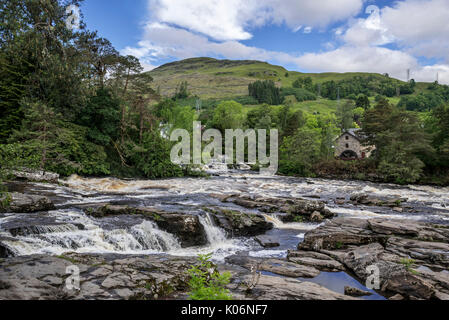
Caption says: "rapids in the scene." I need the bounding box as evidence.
[1,170,449,300]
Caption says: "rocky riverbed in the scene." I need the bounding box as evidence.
[1,170,448,300]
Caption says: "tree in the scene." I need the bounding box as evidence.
[248,80,281,105]
[76,31,120,88]
[356,94,370,110]
[173,81,189,100]
[77,88,121,146]
[279,127,322,176]
[362,99,434,183]
[211,101,245,132]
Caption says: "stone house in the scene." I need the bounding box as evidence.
[334,129,374,160]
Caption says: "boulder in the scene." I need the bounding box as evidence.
[255,235,280,248]
[10,169,59,183]
[344,286,373,297]
[287,250,345,272]
[0,192,55,213]
[350,193,407,207]
[205,207,273,237]
[209,194,334,222]
[310,211,324,222]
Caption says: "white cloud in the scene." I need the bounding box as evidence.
[122,22,302,66]
[121,0,449,84]
[148,0,365,41]
[297,46,418,78]
[341,0,449,61]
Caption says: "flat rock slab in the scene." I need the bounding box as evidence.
[0,253,354,300]
[255,235,280,248]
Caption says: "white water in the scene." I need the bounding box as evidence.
[1,214,182,256]
[3,171,449,261]
[262,214,320,231]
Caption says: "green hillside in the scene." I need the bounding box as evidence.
[149,57,430,101]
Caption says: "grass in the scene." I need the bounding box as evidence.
[148,57,437,105]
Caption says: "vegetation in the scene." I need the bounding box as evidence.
[1,1,449,186]
[187,253,233,300]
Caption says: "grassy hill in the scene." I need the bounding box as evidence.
[149,57,429,99]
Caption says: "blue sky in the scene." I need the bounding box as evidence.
[80,0,449,83]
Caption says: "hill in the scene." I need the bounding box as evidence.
[148,57,428,100]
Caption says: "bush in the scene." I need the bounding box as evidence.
[187,253,233,300]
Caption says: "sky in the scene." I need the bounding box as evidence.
[81,0,449,84]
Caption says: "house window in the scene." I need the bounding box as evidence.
[346,144,349,148]
[345,136,349,140]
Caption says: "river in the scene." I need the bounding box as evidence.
[1,169,449,300]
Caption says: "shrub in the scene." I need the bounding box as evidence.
[187,253,233,300]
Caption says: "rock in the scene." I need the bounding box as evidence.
[255,235,280,248]
[225,255,320,278]
[210,194,335,222]
[368,219,419,237]
[0,253,355,300]
[287,250,345,272]
[350,193,407,207]
[0,192,55,213]
[235,275,358,300]
[298,218,388,251]
[295,217,449,300]
[205,207,273,237]
[393,207,403,213]
[335,199,346,205]
[0,240,14,258]
[0,253,196,300]
[10,169,59,183]
[344,286,372,297]
[85,205,207,247]
[310,211,324,222]
[5,222,85,237]
[389,294,404,300]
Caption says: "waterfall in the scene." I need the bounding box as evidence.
[198,213,228,246]
[2,220,182,256]
[262,214,318,231]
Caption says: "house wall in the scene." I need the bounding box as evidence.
[335,134,364,158]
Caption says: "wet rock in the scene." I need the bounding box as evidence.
[287,250,345,272]
[350,193,407,207]
[85,205,207,247]
[210,194,334,222]
[205,207,272,237]
[344,286,372,297]
[255,235,280,248]
[5,223,85,237]
[0,192,55,213]
[0,239,15,258]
